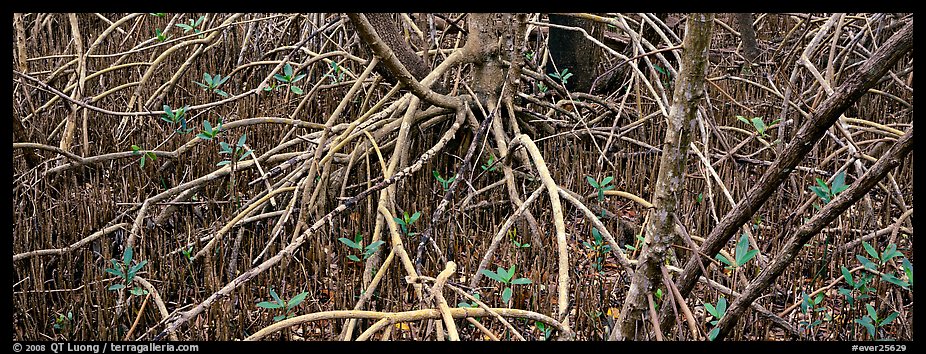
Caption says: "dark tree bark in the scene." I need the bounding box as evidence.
[609,13,714,341]
[734,13,760,62]
[354,13,435,88]
[659,18,914,334]
[546,14,604,93]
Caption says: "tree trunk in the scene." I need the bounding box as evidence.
[610,13,714,341]
[546,14,604,93]
[734,13,760,63]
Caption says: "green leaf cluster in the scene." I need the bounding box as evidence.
[456,293,481,309]
[154,27,170,42]
[548,68,573,86]
[838,266,873,306]
[481,154,498,172]
[736,115,780,138]
[433,170,456,192]
[176,16,205,35]
[715,233,759,270]
[337,233,385,262]
[217,134,252,166]
[393,211,421,237]
[130,145,157,168]
[535,321,553,341]
[270,63,306,94]
[586,175,615,202]
[194,72,230,97]
[53,311,74,331]
[480,265,532,303]
[809,170,850,206]
[855,304,899,338]
[322,61,345,83]
[256,287,309,322]
[160,104,193,134]
[856,241,911,289]
[103,246,149,296]
[582,228,612,272]
[196,118,222,140]
[798,291,826,329]
[704,297,727,341]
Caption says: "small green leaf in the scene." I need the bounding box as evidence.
[338,237,360,250]
[704,303,718,318]
[831,170,847,194]
[502,287,513,303]
[480,269,504,283]
[857,255,878,270]
[129,287,148,296]
[273,314,286,322]
[865,304,878,322]
[108,284,126,291]
[840,266,855,287]
[808,185,829,202]
[104,268,124,278]
[127,260,148,281]
[291,74,306,83]
[708,327,720,341]
[600,176,614,187]
[237,134,247,148]
[287,291,309,310]
[269,288,284,307]
[586,176,599,189]
[862,242,880,262]
[881,273,909,288]
[122,246,133,266]
[751,117,766,134]
[855,317,876,336]
[283,63,293,78]
[716,297,727,316]
[290,85,304,94]
[880,311,899,326]
[273,74,287,82]
[881,243,901,262]
[510,278,532,285]
[715,253,734,267]
[497,266,511,282]
[366,240,386,252]
[347,255,361,262]
[409,211,421,225]
[901,258,913,286]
